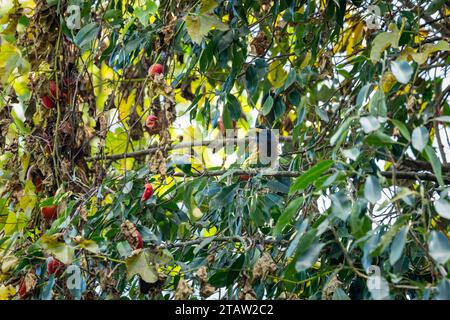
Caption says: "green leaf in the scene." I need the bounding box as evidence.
[391,61,413,84]
[295,242,324,272]
[330,117,355,146]
[372,216,409,256]
[434,198,450,220]
[364,175,381,204]
[74,23,99,51]
[360,116,380,133]
[273,197,304,236]
[428,231,450,264]
[369,90,387,117]
[286,219,309,258]
[117,241,133,258]
[365,131,396,145]
[332,288,351,300]
[262,95,274,116]
[289,160,334,193]
[424,145,443,186]
[356,83,372,107]
[391,119,411,140]
[434,116,450,123]
[425,0,447,15]
[331,192,352,221]
[389,224,409,265]
[436,279,450,300]
[411,126,428,152]
[193,237,215,255]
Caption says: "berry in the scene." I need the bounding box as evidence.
[145,115,158,129]
[141,183,153,202]
[49,80,61,98]
[218,117,225,135]
[239,174,251,181]
[217,117,237,135]
[18,279,27,298]
[47,259,65,276]
[34,175,42,193]
[135,232,143,249]
[148,63,164,76]
[41,95,55,109]
[41,205,58,220]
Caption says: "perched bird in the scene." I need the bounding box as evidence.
[242,126,278,169]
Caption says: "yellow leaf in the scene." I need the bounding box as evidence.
[346,22,364,56]
[0,255,18,274]
[370,24,400,63]
[299,51,311,70]
[0,285,15,300]
[411,40,450,64]
[4,210,28,235]
[203,226,217,237]
[73,237,100,254]
[199,14,229,32]
[11,74,30,100]
[126,250,159,283]
[185,15,203,44]
[268,63,288,89]
[19,180,36,211]
[0,0,14,20]
[199,0,218,14]
[163,264,181,277]
[185,13,229,45]
[118,89,136,121]
[41,234,75,264]
[0,43,29,85]
[380,71,397,92]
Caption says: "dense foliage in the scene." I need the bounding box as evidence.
[0,0,450,300]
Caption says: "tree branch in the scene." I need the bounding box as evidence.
[168,168,450,184]
[158,236,289,249]
[86,136,294,161]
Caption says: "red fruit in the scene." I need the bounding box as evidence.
[145,115,158,129]
[218,117,225,135]
[34,175,42,193]
[49,80,61,98]
[148,63,164,76]
[239,174,251,181]
[47,259,65,276]
[41,95,55,109]
[135,232,143,249]
[41,205,58,220]
[141,183,153,202]
[18,279,27,298]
